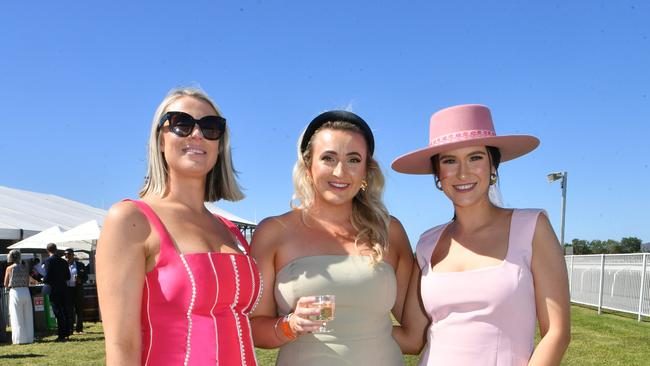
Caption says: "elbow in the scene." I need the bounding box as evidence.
[541,326,571,353]
[559,327,571,350]
[105,340,141,366]
[405,337,426,355]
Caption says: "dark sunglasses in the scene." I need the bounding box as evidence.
[158,111,226,141]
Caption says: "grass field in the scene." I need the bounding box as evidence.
[1,306,648,365]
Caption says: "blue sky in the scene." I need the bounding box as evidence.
[2,1,649,246]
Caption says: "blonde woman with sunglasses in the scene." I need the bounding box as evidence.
[97,87,261,366]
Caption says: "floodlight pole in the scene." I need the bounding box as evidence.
[547,171,568,247]
[559,172,567,247]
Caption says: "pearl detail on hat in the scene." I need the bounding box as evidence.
[430,129,496,146]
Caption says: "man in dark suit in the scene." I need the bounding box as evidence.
[64,248,88,334]
[43,243,71,341]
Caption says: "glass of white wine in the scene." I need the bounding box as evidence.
[308,295,335,333]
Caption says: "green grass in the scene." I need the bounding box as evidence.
[1,306,648,365]
[0,323,105,365]
[559,306,650,366]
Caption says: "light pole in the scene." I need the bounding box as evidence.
[547,171,568,247]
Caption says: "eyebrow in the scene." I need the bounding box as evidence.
[321,150,363,157]
[439,150,487,160]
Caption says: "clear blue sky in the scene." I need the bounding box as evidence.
[2,1,649,246]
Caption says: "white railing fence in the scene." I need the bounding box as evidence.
[566,253,649,321]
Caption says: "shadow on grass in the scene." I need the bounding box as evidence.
[0,353,44,359]
[38,336,104,343]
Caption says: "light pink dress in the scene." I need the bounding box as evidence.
[416,209,543,366]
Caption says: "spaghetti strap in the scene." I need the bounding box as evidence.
[122,199,176,257]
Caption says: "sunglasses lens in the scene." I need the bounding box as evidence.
[168,113,194,137]
[164,112,225,140]
[198,117,225,140]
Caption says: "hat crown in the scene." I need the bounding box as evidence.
[429,104,496,146]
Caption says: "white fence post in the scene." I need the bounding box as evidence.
[569,255,574,296]
[598,254,605,315]
[639,253,648,322]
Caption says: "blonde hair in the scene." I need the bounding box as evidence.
[7,249,21,264]
[291,121,390,263]
[139,87,244,202]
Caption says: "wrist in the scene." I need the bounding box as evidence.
[274,313,297,341]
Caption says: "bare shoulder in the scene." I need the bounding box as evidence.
[388,216,410,250]
[250,210,296,254]
[532,211,561,252]
[389,215,412,254]
[99,201,151,251]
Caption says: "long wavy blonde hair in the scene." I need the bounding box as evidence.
[291,121,390,263]
[139,87,244,202]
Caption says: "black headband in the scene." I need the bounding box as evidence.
[300,110,375,156]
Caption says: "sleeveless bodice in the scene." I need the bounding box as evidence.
[416,209,542,366]
[131,200,262,366]
[274,255,404,365]
[8,264,29,288]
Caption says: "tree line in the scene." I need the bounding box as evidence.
[568,237,643,255]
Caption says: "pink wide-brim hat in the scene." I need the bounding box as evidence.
[391,104,540,174]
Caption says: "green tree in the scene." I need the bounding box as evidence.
[620,237,642,253]
[605,239,622,254]
[590,240,607,254]
[571,239,591,255]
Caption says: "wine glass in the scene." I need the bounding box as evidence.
[308,295,335,333]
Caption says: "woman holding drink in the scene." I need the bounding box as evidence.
[250,110,414,365]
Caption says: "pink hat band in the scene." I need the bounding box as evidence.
[430,129,496,146]
[392,104,540,174]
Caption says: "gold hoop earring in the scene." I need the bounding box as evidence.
[490,173,498,185]
[360,180,368,192]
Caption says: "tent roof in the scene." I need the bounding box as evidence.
[0,186,107,240]
[7,226,64,250]
[0,186,256,240]
[205,203,256,227]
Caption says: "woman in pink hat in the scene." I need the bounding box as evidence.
[391,104,570,365]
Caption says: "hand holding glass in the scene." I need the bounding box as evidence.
[307,295,335,333]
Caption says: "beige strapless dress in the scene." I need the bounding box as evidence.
[274,255,404,366]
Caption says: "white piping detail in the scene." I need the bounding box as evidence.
[230,255,246,366]
[208,254,220,363]
[144,277,153,366]
[179,254,197,366]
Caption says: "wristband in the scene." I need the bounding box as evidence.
[278,313,297,340]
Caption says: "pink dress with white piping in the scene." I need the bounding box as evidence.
[130,200,262,366]
[416,209,543,366]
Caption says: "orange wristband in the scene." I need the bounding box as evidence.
[278,313,297,340]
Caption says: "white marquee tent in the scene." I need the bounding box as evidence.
[52,220,101,251]
[7,226,65,250]
[1,186,257,249]
[0,185,106,241]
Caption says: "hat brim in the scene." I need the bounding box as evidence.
[391,135,540,174]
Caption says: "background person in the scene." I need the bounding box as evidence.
[64,248,88,335]
[43,242,71,342]
[97,87,261,366]
[391,104,571,365]
[3,249,34,344]
[250,111,414,365]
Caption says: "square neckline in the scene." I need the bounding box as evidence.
[134,200,249,257]
[427,209,516,274]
